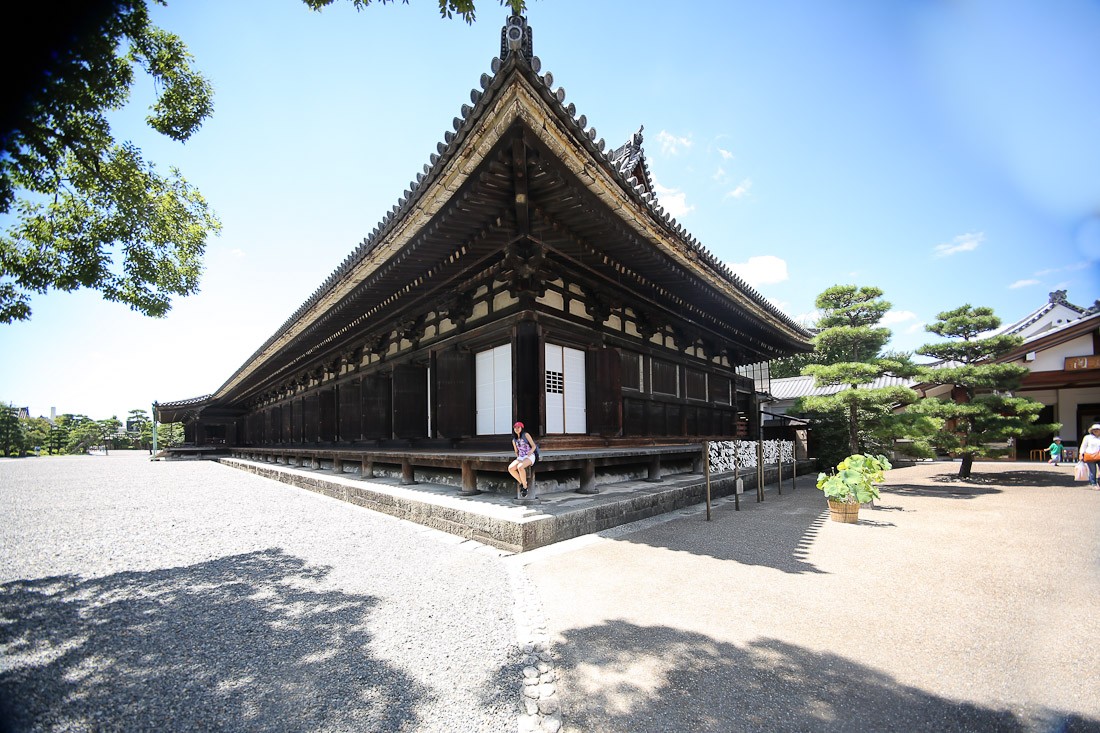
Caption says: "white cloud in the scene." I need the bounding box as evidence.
[717,147,734,160]
[933,231,984,258]
[794,310,820,327]
[906,321,927,334]
[881,309,918,326]
[725,178,752,199]
[727,255,789,287]
[652,180,694,219]
[657,130,692,156]
[712,167,728,183]
[1009,278,1040,289]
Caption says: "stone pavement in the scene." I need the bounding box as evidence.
[513,461,1100,732]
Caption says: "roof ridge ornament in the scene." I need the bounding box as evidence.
[501,15,533,64]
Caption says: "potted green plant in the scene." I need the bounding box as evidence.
[816,453,892,523]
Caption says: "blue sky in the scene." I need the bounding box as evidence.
[2,0,1099,420]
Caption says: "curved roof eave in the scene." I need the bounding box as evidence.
[208,23,811,404]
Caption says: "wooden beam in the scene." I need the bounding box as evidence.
[513,137,530,236]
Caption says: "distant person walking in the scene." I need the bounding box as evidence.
[1080,424,1100,489]
[1047,437,1064,465]
[508,421,538,498]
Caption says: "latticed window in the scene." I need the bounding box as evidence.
[621,350,641,391]
[545,370,564,394]
[686,369,706,400]
[652,359,678,396]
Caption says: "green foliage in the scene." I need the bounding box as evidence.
[61,415,98,454]
[816,454,891,504]
[0,405,28,456]
[794,284,935,457]
[128,408,153,450]
[303,0,527,24]
[769,350,821,379]
[157,421,185,448]
[913,304,1058,477]
[21,416,52,454]
[0,0,220,323]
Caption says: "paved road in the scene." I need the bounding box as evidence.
[0,452,521,732]
[515,461,1100,732]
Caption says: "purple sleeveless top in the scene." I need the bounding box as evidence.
[514,435,532,459]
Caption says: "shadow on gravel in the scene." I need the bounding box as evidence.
[0,549,425,732]
[552,620,1097,733]
[945,470,1080,488]
[886,483,1002,499]
[620,498,831,575]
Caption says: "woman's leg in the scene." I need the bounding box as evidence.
[508,459,523,484]
[1088,461,1098,487]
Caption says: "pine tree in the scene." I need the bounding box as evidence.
[794,285,932,458]
[912,305,1056,478]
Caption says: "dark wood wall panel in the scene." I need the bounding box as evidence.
[362,373,392,439]
[393,365,428,439]
[304,394,320,443]
[589,347,622,437]
[624,398,645,436]
[621,350,641,391]
[686,369,706,401]
[339,380,362,442]
[435,350,474,438]
[515,321,539,431]
[319,388,336,442]
[651,359,678,396]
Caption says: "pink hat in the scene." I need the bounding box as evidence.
[513,421,524,430]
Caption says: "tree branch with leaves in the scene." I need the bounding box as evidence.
[0,0,220,323]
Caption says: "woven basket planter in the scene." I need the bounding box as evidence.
[827,499,860,524]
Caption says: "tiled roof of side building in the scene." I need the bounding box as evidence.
[769,374,915,401]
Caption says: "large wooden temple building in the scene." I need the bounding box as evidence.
[156,16,811,475]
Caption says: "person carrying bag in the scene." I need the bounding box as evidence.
[1079,423,1100,489]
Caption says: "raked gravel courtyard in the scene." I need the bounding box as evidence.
[0,452,523,732]
[2,453,1099,732]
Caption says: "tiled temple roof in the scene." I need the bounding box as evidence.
[156,394,213,410]
[214,15,810,400]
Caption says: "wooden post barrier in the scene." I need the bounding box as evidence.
[757,439,764,502]
[733,445,741,512]
[777,448,783,496]
[703,441,711,521]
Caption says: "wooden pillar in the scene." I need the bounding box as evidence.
[460,460,481,496]
[332,456,344,475]
[401,458,416,485]
[647,455,662,482]
[310,454,320,470]
[361,456,374,479]
[578,459,597,494]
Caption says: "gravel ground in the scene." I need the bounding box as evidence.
[518,461,1100,733]
[0,452,522,732]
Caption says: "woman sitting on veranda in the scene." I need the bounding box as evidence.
[508,421,537,498]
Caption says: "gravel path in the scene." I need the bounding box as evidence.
[0,452,522,732]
